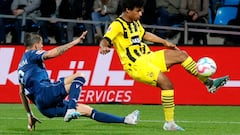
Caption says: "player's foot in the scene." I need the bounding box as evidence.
[64,109,81,122]
[163,121,184,131]
[206,75,229,93]
[124,110,140,125]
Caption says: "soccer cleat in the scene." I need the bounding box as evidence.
[206,75,229,93]
[124,110,140,125]
[163,121,185,131]
[64,109,81,122]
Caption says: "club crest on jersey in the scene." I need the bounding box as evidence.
[131,36,141,44]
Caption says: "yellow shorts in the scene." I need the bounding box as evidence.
[124,50,169,86]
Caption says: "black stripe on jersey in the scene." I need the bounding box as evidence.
[126,48,136,62]
[133,22,138,32]
[115,19,128,38]
[127,23,133,33]
[140,45,146,54]
[134,49,141,56]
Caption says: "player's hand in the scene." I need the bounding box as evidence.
[100,46,111,55]
[163,41,179,50]
[28,115,41,131]
[72,31,88,45]
[79,31,88,41]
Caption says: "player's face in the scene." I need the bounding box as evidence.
[35,38,43,50]
[128,7,143,21]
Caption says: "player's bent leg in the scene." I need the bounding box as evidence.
[180,56,230,93]
[68,76,85,109]
[164,49,189,68]
[64,72,86,93]
[64,76,86,122]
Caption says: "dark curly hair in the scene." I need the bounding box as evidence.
[121,0,144,12]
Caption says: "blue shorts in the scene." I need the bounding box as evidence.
[33,78,69,118]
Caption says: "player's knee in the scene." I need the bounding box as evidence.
[74,72,85,78]
[178,50,189,61]
[157,81,173,90]
[73,76,86,86]
[157,76,173,89]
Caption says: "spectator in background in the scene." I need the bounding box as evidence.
[11,0,41,43]
[178,0,209,45]
[223,3,240,45]
[92,0,120,43]
[155,0,183,39]
[39,0,67,44]
[66,0,94,44]
[141,0,157,25]
[0,0,14,43]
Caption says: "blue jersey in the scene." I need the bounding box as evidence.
[17,49,69,118]
[17,50,49,96]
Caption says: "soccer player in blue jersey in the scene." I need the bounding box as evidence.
[17,31,139,131]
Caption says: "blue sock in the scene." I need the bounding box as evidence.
[68,77,85,109]
[90,109,125,123]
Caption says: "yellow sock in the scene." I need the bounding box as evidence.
[181,56,208,82]
[161,90,174,122]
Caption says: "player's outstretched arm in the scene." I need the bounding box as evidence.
[43,31,88,60]
[143,32,179,50]
[27,115,41,131]
[19,84,41,131]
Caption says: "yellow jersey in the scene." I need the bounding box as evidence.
[104,17,151,66]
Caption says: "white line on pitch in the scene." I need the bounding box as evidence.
[1,117,240,124]
[141,120,240,124]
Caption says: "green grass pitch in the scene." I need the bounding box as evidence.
[0,104,239,135]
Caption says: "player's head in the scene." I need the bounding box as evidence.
[121,0,144,21]
[24,33,43,50]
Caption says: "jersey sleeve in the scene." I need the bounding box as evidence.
[30,50,46,62]
[104,21,123,41]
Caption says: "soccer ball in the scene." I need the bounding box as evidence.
[196,57,217,77]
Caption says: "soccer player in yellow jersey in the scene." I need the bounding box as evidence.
[99,0,229,131]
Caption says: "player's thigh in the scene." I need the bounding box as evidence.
[76,103,93,117]
[164,49,188,67]
[147,51,174,89]
[35,81,67,108]
[148,50,168,72]
[126,57,159,86]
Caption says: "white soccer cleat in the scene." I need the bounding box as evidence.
[124,110,140,125]
[64,109,81,122]
[163,121,184,131]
